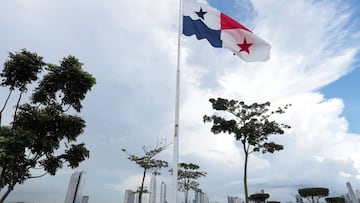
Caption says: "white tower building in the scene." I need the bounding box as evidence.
[124,189,136,203]
[149,172,157,203]
[160,182,167,203]
[194,192,209,203]
[64,171,86,203]
[347,182,358,203]
[81,195,89,203]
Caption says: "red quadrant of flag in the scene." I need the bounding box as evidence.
[220,13,251,32]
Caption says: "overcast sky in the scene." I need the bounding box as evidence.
[1,0,360,203]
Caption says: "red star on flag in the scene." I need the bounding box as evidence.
[237,38,253,54]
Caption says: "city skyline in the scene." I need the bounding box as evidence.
[1,0,360,202]
[122,181,360,203]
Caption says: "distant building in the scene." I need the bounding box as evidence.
[194,192,209,203]
[81,195,89,203]
[228,196,243,203]
[149,172,157,203]
[356,190,360,200]
[124,190,136,203]
[343,182,360,203]
[160,182,167,203]
[346,182,360,203]
[64,171,86,203]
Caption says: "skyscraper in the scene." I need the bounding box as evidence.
[81,195,89,203]
[124,190,136,203]
[149,172,157,203]
[194,192,209,203]
[64,171,86,203]
[356,190,360,200]
[228,196,235,203]
[228,196,243,203]
[160,182,167,203]
[347,182,358,203]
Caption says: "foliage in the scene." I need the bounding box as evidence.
[0,49,96,203]
[249,193,270,203]
[203,98,290,203]
[267,201,280,203]
[122,140,169,203]
[298,187,329,203]
[172,162,206,203]
[325,197,345,203]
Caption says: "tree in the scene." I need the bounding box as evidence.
[325,197,345,203]
[0,49,96,202]
[122,141,169,203]
[298,187,329,203]
[203,98,290,203]
[249,193,270,203]
[172,162,206,203]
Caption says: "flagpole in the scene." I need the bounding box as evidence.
[173,0,183,202]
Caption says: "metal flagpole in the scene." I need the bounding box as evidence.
[173,0,183,202]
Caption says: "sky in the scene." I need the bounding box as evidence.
[1,0,360,203]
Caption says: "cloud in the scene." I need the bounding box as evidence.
[112,174,148,192]
[1,0,360,202]
[176,0,360,201]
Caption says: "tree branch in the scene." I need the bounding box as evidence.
[30,172,48,179]
[0,90,13,136]
[0,89,13,114]
[12,91,23,128]
[0,184,15,203]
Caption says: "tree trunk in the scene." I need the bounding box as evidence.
[139,169,147,203]
[0,185,14,203]
[244,152,249,203]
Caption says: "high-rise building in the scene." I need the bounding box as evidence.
[356,190,360,200]
[124,190,136,203]
[160,182,167,203]
[347,182,358,203]
[194,192,209,203]
[149,172,157,203]
[228,196,243,203]
[64,171,86,203]
[228,196,235,203]
[81,195,89,203]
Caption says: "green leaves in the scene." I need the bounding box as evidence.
[63,143,90,168]
[249,193,270,202]
[12,104,86,154]
[204,97,290,203]
[176,162,206,193]
[1,49,45,91]
[32,55,96,112]
[122,141,169,203]
[0,50,95,202]
[325,197,345,203]
[298,187,329,203]
[123,143,169,172]
[204,98,290,154]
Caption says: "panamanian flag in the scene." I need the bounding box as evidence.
[183,0,271,62]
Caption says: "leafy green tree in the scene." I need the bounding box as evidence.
[0,49,96,203]
[122,141,169,203]
[203,98,290,203]
[267,201,280,203]
[298,187,329,203]
[249,193,270,203]
[172,162,206,203]
[325,197,345,203]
